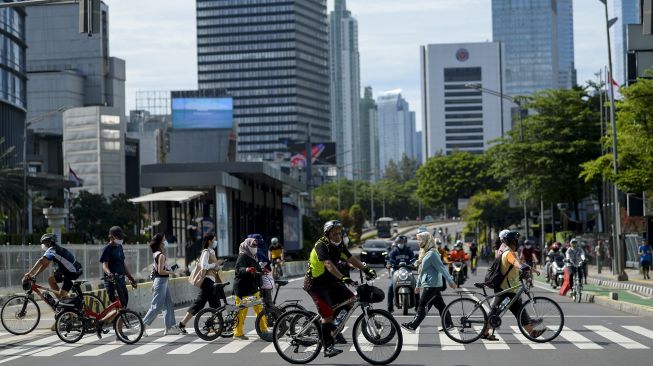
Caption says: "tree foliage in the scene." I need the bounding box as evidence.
[71,192,142,242]
[581,74,653,193]
[462,190,521,230]
[349,204,366,239]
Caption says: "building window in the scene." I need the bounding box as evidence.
[444,67,482,82]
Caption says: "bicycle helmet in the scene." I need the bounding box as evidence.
[40,233,57,246]
[499,230,520,246]
[270,237,279,245]
[323,220,343,236]
[394,235,408,246]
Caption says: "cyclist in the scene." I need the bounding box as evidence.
[269,237,284,278]
[565,239,586,289]
[483,230,542,341]
[386,235,415,313]
[520,240,538,268]
[469,241,478,274]
[23,234,83,303]
[448,240,469,279]
[96,226,137,339]
[304,220,376,358]
[436,238,448,262]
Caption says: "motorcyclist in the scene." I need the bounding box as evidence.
[520,240,538,268]
[565,239,586,288]
[436,238,448,263]
[386,235,416,313]
[545,242,564,282]
[447,240,469,279]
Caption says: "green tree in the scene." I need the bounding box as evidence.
[338,209,354,229]
[108,194,142,239]
[317,209,339,223]
[71,191,110,241]
[349,204,366,240]
[0,137,23,213]
[417,151,498,212]
[581,75,653,193]
[383,159,402,183]
[463,190,520,231]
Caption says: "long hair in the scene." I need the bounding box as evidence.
[149,233,164,253]
[202,232,216,250]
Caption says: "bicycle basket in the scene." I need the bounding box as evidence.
[357,284,385,304]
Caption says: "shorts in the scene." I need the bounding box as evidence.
[641,261,651,271]
[53,269,82,292]
[307,283,354,319]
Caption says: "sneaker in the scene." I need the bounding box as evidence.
[95,321,105,339]
[164,326,180,336]
[177,322,188,335]
[323,345,343,358]
[387,306,393,313]
[143,329,149,337]
[401,322,416,331]
[334,333,347,344]
[235,335,249,341]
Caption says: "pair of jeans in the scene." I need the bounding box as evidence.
[104,275,128,307]
[408,287,451,328]
[143,277,176,328]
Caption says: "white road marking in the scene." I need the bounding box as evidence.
[622,325,653,341]
[167,337,213,355]
[403,326,419,351]
[585,325,648,349]
[554,326,603,349]
[122,334,187,355]
[510,326,555,349]
[439,329,464,350]
[75,329,163,356]
[213,330,258,353]
[475,326,509,350]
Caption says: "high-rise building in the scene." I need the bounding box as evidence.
[25,1,125,177]
[613,0,641,85]
[0,2,27,167]
[359,86,379,182]
[376,90,415,172]
[196,0,331,161]
[492,0,576,95]
[420,43,511,158]
[414,130,423,165]
[329,0,360,180]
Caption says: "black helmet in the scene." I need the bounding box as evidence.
[500,230,520,246]
[323,220,343,236]
[40,233,57,246]
[395,235,407,245]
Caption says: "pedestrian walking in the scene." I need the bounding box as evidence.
[233,238,267,340]
[595,240,604,274]
[142,233,181,336]
[177,233,224,334]
[639,239,652,280]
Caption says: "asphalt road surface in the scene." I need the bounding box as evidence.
[2,250,652,365]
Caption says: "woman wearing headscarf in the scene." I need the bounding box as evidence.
[402,231,456,331]
[248,233,273,306]
[233,237,267,340]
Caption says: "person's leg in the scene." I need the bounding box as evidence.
[431,289,451,327]
[162,279,177,329]
[180,278,211,327]
[143,278,164,326]
[404,287,436,329]
[48,275,61,297]
[387,270,394,311]
[308,288,338,354]
[234,295,249,338]
[253,292,267,333]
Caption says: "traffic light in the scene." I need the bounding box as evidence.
[79,0,100,36]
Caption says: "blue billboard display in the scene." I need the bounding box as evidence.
[171,98,233,129]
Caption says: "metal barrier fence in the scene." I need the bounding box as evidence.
[0,243,179,295]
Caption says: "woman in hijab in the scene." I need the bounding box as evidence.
[233,237,268,340]
[402,231,456,331]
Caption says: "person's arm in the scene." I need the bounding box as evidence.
[200,250,216,270]
[157,254,174,276]
[25,258,50,278]
[102,261,112,277]
[347,254,367,271]
[431,252,455,286]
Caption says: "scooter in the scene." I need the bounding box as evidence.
[392,261,417,316]
[550,257,565,289]
[450,260,467,286]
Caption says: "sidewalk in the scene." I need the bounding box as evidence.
[585,264,653,298]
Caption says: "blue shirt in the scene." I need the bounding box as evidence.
[640,245,652,263]
[417,250,454,288]
[99,243,126,275]
[43,245,81,274]
[387,246,415,268]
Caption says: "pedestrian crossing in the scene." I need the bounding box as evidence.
[0,323,652,361]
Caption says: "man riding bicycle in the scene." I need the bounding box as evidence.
[565,239,586,289]
[304,220,376,358]
[520,240,538,268]
[269,237,284,278]
[386,235,415,313]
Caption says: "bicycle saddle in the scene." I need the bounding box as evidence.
[213,282,230,289]
[275,279,289,287]
[474,282,486,289]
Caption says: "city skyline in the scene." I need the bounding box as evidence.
[107,0,610,132]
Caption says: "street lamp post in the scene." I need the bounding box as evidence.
[598,0,626,280]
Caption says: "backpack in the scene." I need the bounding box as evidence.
[483,249,513,290]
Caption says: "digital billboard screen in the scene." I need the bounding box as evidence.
[171,98,233,130]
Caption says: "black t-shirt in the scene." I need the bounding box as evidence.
[99,243,126,275]
[310,237,352,287]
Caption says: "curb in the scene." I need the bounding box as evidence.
[590,294,653,317]
[587,277,653,297]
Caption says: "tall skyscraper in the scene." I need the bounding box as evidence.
[492,0,576,95]
[329,0,360,180]
[420,43,511,158]
[196,0,331,161]
[359,86,379,182]
[613,0,641,85]
[376,90,415,173]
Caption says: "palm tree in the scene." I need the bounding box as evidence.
[0,137,24,212]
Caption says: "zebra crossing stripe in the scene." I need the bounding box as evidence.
[439,329,464,350]
[585,325,649,350]
[0,346,30,356]
[403,326,419,351]
[213,330,258,353]
[622,325,653,341]
[22,334,61,347]
[168,338,213,355]
[75,329,164,357]
[554,326,603,349]
[32,335,99,357]
[122,334,187,355]
[0,356,22,364]
[475,327,509,350]
[510,326,555,349]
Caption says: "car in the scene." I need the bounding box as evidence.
[407,240,420,258]
[417,225,427,233]
[360,240,389,264]
[424,215,434,222]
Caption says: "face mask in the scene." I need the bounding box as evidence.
[212,239,218,249]
[249,246,258,256]
[398,243,405,249]
[525,245,532,249]
[114,239,124,245]
[41,243,47,251]
[332,240,342,246]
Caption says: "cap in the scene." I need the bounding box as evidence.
[109,226,126,240]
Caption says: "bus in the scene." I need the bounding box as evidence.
[376,217,395,238]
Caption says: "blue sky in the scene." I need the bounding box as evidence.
[108,0,610,130]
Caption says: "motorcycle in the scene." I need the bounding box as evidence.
[550,257,565,289]
[392,261,417,316]
[450,260,467,286]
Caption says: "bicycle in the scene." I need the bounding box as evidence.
[272,258,284,280]
[569,261,584,303]
[194,279,283,342]
[441,271,564,344]
[271,270,402,365]
[1,278,105,335]
[54,275,144,344]
[470,256,478,275]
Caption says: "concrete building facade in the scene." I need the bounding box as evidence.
[613,0,641,85]
[376,89,415,172]
[359,86,379,182]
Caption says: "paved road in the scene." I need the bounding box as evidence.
[2,260,653,365]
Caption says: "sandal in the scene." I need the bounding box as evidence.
[481,333,499,341]
[529,328,545,338]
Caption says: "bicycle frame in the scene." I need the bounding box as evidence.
[458,277,534,323]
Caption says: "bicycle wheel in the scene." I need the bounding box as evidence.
[220,311,237,338]
[82,293,105,314]
[1,295,40,335]
[256,306,281,342]
[55,309,85,343]
[280,303,305,313]
[194,307,223,341]
[441,297,487,344]
[114,309,144,344]
[272,310,321,364]
[352,309,402,365]
[518,296,564,343]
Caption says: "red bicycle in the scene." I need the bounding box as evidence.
[1,278,104,335]
[54,276,144,344]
